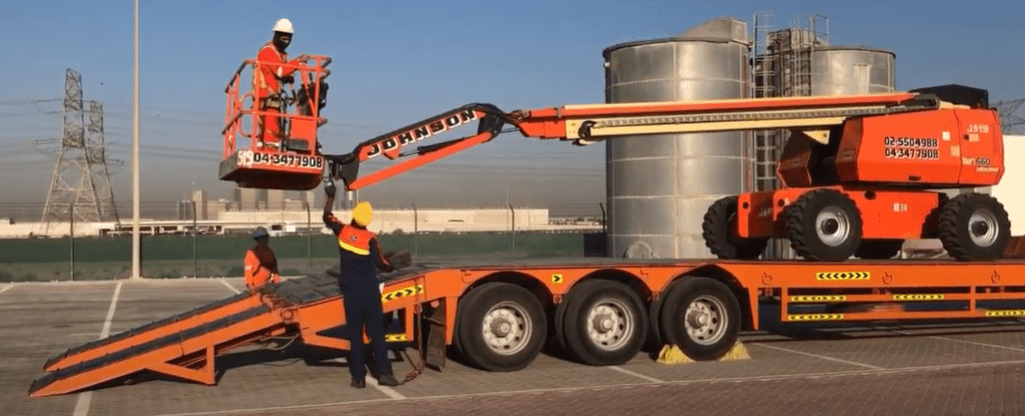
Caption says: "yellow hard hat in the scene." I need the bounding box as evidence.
[353,201,373,226]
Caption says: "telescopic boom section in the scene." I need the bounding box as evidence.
[327,92,936,191]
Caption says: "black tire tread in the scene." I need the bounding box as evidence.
[784,189,862,262]
[937,193,1011,261]
[561,280,647,366]
[702,196,768,259]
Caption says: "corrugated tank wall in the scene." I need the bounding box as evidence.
[603,17,753,259]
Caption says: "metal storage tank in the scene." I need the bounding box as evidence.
[809,46,896,95]
[603,18,753,259]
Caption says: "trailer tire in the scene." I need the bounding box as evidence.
[938,193,1011,261]
[703,196,768,259]
[855,239,904,260]
[455,283,547,372]
[659,277,741,361]
[785,189,862,262]
[553,290,575,356]
[560,280,647,366]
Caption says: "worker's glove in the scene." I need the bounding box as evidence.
[324,181,336,197]
[296,54,310,62]
[281,74,295,84]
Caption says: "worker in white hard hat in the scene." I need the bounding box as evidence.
[253,18,309,151]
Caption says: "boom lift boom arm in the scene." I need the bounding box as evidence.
[325,92,941,191]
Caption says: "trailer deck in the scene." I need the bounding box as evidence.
[23,258,1025,399]
[5,276,1025,415]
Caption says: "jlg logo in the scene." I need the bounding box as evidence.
[967,124,990,134]
[758,207,772,218]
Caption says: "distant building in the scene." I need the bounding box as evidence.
[191,190,207,220]
[267,189,285,211]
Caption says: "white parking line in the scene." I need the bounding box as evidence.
[608,365,664,383]
[149,358,1025,416]
[331,357,406,399]
[219,279,241,294]
[889,329,1025,353]
[0,285,13,295]
[73,281,123,416]
[752,342,884,370]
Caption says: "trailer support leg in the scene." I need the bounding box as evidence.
[147,345,217,385]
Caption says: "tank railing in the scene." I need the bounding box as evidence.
[222,55,332,158]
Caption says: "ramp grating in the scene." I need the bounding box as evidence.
[29,305,269,395]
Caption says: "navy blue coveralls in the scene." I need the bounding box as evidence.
[324,212,394,381]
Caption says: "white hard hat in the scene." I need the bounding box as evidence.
[272,19,294,34]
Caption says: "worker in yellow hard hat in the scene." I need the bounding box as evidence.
[322,181,401,388]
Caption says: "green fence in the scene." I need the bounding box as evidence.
[0,232,594,282]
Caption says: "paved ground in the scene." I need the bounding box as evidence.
[2,278,1025,416]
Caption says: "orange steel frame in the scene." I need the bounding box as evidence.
[222,55,331,158]
[736,187,944,239]
[32,259,1025,398]
[332,92,926,191]
[220,55,332,190]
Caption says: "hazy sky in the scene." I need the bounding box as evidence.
[1,0,1022,219]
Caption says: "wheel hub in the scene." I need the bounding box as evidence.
[586,301,633,351]
[684,295,728,346]
[592,314,614,333]
[490,319,512,337]
[816,207,851,247]
[482,302,531,356]
[969,209,999,247]
[971,221,989,236]
[821,218,839,235]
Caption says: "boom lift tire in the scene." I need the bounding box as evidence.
[784,189,863,262]
[855,239,905,260]
[658,277,741,361]
[938,193,1011,261]
[703,196,769,259]
[454,283,547,372]
[560,280,647,366]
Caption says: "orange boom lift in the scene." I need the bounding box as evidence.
[29,54,1022,398]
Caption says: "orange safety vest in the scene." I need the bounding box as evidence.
[253,41,293,99]
[338,225,376,256]
[244,246,279,289]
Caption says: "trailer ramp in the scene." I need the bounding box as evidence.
[29,263,437,398]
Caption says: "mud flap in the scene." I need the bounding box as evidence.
[424,299,447,371]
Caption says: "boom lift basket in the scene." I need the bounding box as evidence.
[220,55,332,191]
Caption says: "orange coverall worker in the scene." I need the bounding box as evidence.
[244,228,280,290]
[253,41,304,148]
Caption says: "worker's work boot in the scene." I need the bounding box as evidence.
[378,374,403,386]
[350,378,366,389]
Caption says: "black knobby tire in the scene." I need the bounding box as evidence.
[855,239,905,260]
[703,196,769,259]
[938,193,1011,261]
[784,189,863,262]
[560,280,648,366]
[454,283,547,372]
[659,277,742,361]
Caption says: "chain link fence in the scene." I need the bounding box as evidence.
[0,230,600,282]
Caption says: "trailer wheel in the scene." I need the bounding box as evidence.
[560,280,647,366]
[785,189,863,262]
[703,196,768,259]
[659,277,741,361]
[455,283,547,372]
[938,193,1011,261]
[855,239,904,260]
[552,290,575,355]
